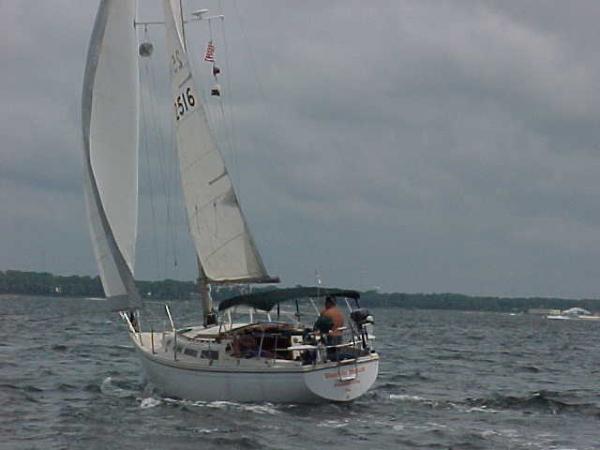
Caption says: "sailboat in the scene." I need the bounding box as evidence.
[81,0,379,403]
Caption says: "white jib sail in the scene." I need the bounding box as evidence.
[82,0,141,309]
[162,1,276,283]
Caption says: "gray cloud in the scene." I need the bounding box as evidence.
[2,0,600,297]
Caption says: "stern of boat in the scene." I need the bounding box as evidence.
[303,354,379,402]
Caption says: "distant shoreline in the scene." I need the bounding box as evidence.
[1,270,599,313]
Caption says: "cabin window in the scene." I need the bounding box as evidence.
[201,350,218,360]
[176,344,184,353]
[184,348,198,357]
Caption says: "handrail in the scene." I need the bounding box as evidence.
[136,312,143,345]
[150,327,155,354]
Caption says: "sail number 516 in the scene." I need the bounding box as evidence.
[174,87,196,121]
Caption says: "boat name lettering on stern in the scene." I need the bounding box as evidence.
[334,380,360,387]
[324,366,366,380]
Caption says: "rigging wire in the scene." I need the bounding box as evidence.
[139,24,183,280]
[142,54,168,277]
[230,0,285,198]
[138,4,271,287]
[195,14,238,201]
[232,0,270,111]
[230,0,286,244]
[191,19,220,169]
[217,1,242,198]
[145,44,179,275]
[139,25,162,280]
[207,17,236,179]
[138,28,174,325]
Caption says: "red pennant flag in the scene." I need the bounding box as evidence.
[204,41,215,62]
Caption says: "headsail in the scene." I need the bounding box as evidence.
[162,1,277,284]
[82,0,141,309]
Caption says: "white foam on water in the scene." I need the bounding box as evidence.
[162,397,184,405]
[389,394,427,402]
[317,419,350,429]
[240,403,280,415]
[157,397,280,415]
[203,400,280,415]
[465,405,500,414]
[205,400,240,409]
[497,428,520,438]
[480,430,499,438]
[194,428,220,434]
[424,421,448,429]
[100,376,137,398]
[477,428,527,448]
[139,397,162,409]
[389,393,439,408]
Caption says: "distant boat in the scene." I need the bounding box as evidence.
[81,0,379,402]
[546,307,600,321]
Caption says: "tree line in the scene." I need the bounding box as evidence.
[0,270,246,301]
[1,270,599,312]
[358,290,600,313]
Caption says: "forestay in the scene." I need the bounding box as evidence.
[162,0,276,284]
[82,0,141,310]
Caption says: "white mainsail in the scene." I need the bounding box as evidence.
[162,1,276,284]
[82,0,141,309]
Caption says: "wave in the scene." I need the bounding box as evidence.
[183,399,281,415]
[100,376,139,399]
[84,383,101,393]
[373,388,600,419]
[389,371,431,382]
[204,436,264,450]
[465,390,600,417]
[0,361,18,368]
[517,365,541,373]
[373,382,400,391]
[0,383,43,404]
[389,394,429,402]
[137,393,282,415]
[0,383,43,393]
[56,382,77,392]
[389,393,443,409]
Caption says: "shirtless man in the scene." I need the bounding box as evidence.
[320,296,344,336]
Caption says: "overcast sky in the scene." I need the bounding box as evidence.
[2,0,600,298]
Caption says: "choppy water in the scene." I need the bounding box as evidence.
[1,296,600,449]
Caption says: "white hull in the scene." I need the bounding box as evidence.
[132,332,379,403]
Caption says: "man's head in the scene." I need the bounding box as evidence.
[325,296,336,309]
